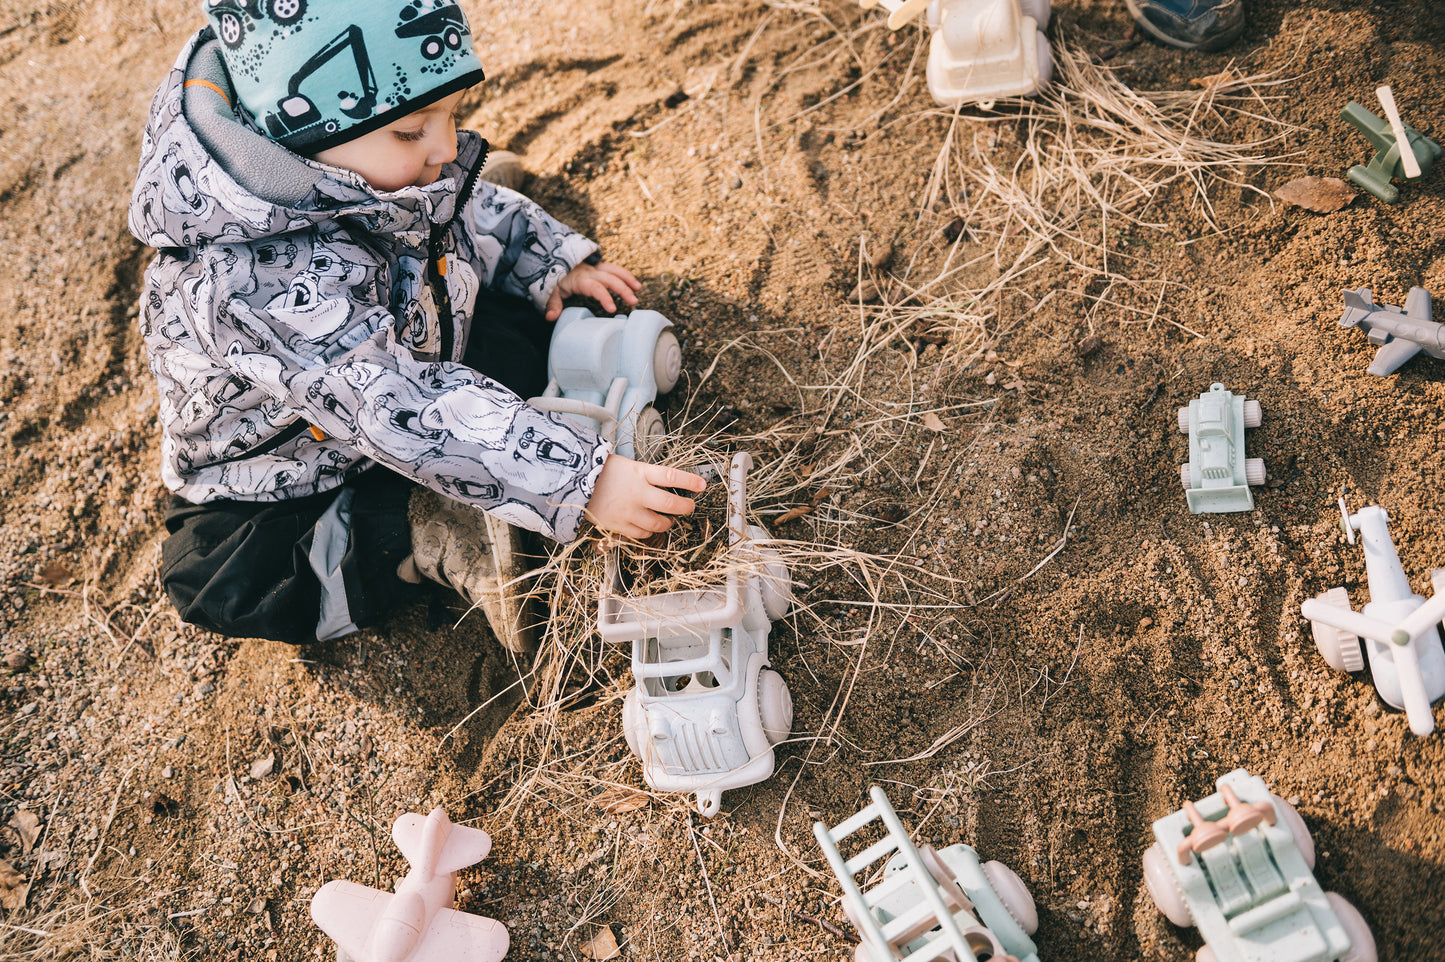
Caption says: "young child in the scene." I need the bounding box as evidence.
[129,0,706,650]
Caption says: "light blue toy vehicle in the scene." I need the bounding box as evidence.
[814,785,1040,962]
[599,452,793,817]
[1179,383,1265,514]
[1143,769,1376,962]
[528,307,682,459]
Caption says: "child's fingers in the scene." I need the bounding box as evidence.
[599,262,642,290]
[642,463,708,494]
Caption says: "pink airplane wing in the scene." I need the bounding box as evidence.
[310,879,392,961]
[410,906,510,962]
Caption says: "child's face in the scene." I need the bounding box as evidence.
[310,91,467,193]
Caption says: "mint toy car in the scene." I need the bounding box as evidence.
[814,785,1040,962]
[599,452,793,817]
[1143,769,1375,962]
[1179,382,1265,513]
[529,307,681,460]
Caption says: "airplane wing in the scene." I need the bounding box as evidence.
[411,905,510,961]
[393,811,492,874]
[1405,286,1433,322]
[309,879,390,961]
[1367,338,1422,376]
[1339,288,1376,327]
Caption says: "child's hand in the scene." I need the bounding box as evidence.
[545,261,641,321]
[584,455,707,540]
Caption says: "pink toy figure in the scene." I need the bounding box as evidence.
[310,807,508,962]
[1176,800,1229,865]
[1220,782,1277,836]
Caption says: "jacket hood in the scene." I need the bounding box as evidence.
[130,29,478,251]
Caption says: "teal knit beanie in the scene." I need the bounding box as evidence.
[201,0,486,154]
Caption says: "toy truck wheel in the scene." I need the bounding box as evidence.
[1179,464,1192,490]
[1311,587,1366,673]
[982,860,1038,935]
[1035,32,1053,87]
[758,548,793,622]
[757,669,792,746]
[653,330,682,393]
[1245,458,1266,486]
[621,688,646,760]
[1143,842,1193,927]
[1018,0,1051,28]
[1243,399,1262,428]
[633,406,666,462]
[1325,893,1378,962]
[1270,794,1315,870]
[1177,407,1190,433]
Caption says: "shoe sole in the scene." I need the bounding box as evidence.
[1123,0,1245,51]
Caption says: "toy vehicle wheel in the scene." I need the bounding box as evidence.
[1243,399,1262,428]
[1325,892,1378,962]
[982,860,1038,935]
[1197,948,1217,962]
[653,330,682,394]
[1177,407,1190,433]
[1270,794,1315,870]
[1179,464,1191,490]
[621,688,646,760]
[757,670,792,746]
[1245,458,1266,486]
[1311,587,1365,673]
[633,406,666,461]
[758,548,792,622]
[1017,0,1050,29]
[1035,32,1053,87]
[1142,842,1193,927]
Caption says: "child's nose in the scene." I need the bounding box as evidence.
[429,127,458,167]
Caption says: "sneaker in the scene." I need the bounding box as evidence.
[406,489,537,652]
[1125,0,1245,51]
[479,149,527,192]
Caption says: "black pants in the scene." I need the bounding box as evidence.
[160,292,554,644]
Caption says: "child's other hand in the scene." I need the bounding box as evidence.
[545,261,642,321]
[584,454,706,540]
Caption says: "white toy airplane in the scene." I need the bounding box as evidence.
[1301,500,1445,736]
[310,807,509,962]
[1339,286,1443,376]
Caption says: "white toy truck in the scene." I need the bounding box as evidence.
[814,785,1041,962]
[599,452,793,817]
[529,307,682,460]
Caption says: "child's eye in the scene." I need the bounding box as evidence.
[393,129,425,143]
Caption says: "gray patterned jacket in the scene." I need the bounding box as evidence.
[129,31,610,542]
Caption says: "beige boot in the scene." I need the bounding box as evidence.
[479,149,527,192]
[406,489,537,652]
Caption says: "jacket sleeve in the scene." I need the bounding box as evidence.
[459,182,600,311]
[197,236,610,542]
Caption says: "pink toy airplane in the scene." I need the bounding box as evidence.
[310,806,509,962]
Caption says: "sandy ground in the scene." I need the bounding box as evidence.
[2,0,1444,959]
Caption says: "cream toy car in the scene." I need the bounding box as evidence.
[814,785,1040,962]
[599,452,793,817]
[1143,769,1375,962]
[529,306,681,460]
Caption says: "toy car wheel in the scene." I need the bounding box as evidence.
[1325,892,1378,962]
[982,860,1038,935]
[1177,407,1190,434]
[1143,841,1193,927]
[1245,458,1266,486]
[757,669,792,746]
[757,547,793,622]
[633,406,666,461]
[1035,32,1053,87]
[1311,587,1365,673]
[621,688,646,760]
[1270,794,1315,870]
[1017,0,1050,29]
[653,330,682,394]
[1242,399,1262,428]
[1179,464,1191,490]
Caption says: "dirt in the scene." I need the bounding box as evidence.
[2,0,1444,959]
